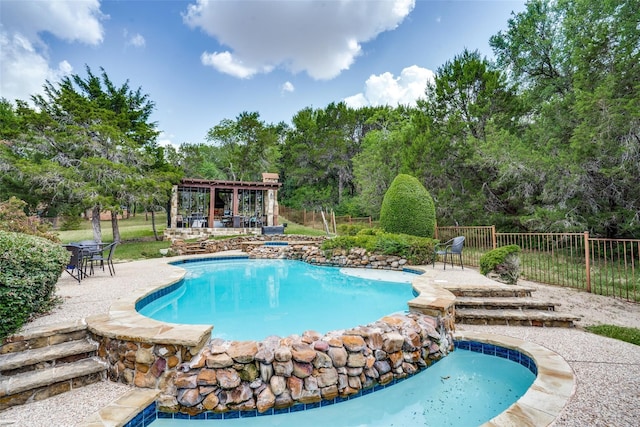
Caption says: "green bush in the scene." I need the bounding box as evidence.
[0,197,59,242]
[321,231,436,265]
[337,224,366,236]
[0,231,69,340]
[379,174,436,238]
[480,245,521,284]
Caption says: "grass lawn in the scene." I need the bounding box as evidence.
[585,324,640,346]
[56,213,325,261]
[57,212,170,261]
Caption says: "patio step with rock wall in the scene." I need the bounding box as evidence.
[446,284,579,327]
[0,321,107,411]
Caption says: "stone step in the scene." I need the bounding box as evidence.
[0,339,99,376]
[0,358,107,411]
[1,320,88,355]
[455,308,579,328]
[444,285,536,298]
[454,297,557,311]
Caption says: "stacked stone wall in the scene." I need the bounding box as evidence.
[170,235,326,256]
[90,313,452,417]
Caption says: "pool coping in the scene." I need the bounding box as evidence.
[79,331,574,426]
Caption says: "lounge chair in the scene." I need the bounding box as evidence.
[433,236,465,270]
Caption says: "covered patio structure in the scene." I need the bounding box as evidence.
[165,173,281,239]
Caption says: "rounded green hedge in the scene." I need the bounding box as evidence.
[480,245,521,284]
[379,174,436,238]
[0,230,69,340]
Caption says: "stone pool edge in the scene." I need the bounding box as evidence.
[457,330,576,427]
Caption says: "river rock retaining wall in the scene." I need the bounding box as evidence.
[158,312,452,415]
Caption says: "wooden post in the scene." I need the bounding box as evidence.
[491,225,497,249]
[584,231,591,293]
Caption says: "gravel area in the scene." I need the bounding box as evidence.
[1,259,639,426]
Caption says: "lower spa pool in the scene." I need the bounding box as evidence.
[133,342,536,427]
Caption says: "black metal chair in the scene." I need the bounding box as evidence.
[433,236,465,270]
[63,245,85,283]
[86,242,118,276]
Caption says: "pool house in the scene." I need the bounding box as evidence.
[165,172,282,239]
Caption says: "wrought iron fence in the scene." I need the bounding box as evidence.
[437,226,639,302]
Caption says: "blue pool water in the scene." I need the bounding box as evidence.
[143,345,536,426]
[138,259,417,341]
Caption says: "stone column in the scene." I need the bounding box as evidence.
[170,185,178,229]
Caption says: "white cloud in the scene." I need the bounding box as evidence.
[281,81,295,94]
[0,0,104,102]
[200,51,260,79]
[183,0,415,80]
[125,31,146,48]
[0,33,73,102]
[157,131,179,149]
[344,65,435,109]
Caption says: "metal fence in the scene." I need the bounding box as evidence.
[279,206,372,232]
[437,226,639,302]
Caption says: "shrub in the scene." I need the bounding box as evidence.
[379,174,436,238]
[480,245,521,284]
[337,224,366,236]
[0,197,60,242]
[0,230,69,340]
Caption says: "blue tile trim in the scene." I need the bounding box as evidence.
[133,340,537,425]
[454,340,537,376]
[264,241,289,246]
[401,267,425,275]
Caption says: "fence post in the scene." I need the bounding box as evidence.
[369,216,372,228]
[435,221,439,240]
[491,225,497,249]
[584,231,591,293]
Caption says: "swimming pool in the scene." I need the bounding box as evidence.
[138,259,418,341]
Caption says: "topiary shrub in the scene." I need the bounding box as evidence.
[379,174,436,238]
[480,245,521,284]
[0,230,69,340]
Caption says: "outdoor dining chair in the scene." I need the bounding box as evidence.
[62,244,85,283]
[433,236,465,270]
[86,242,118,276]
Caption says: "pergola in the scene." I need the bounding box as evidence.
[168,173,281,231]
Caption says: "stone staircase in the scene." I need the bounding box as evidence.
[446,283,580,327]
[0,321,107,411]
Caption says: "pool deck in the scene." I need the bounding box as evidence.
[1,252,639,426]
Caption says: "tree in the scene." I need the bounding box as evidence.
[379,174,436,238]
[206,111,283,181]
[0,67,168,242]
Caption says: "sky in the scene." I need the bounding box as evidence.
[0,0,526,147]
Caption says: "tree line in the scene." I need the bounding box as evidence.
[1,0,638,238]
